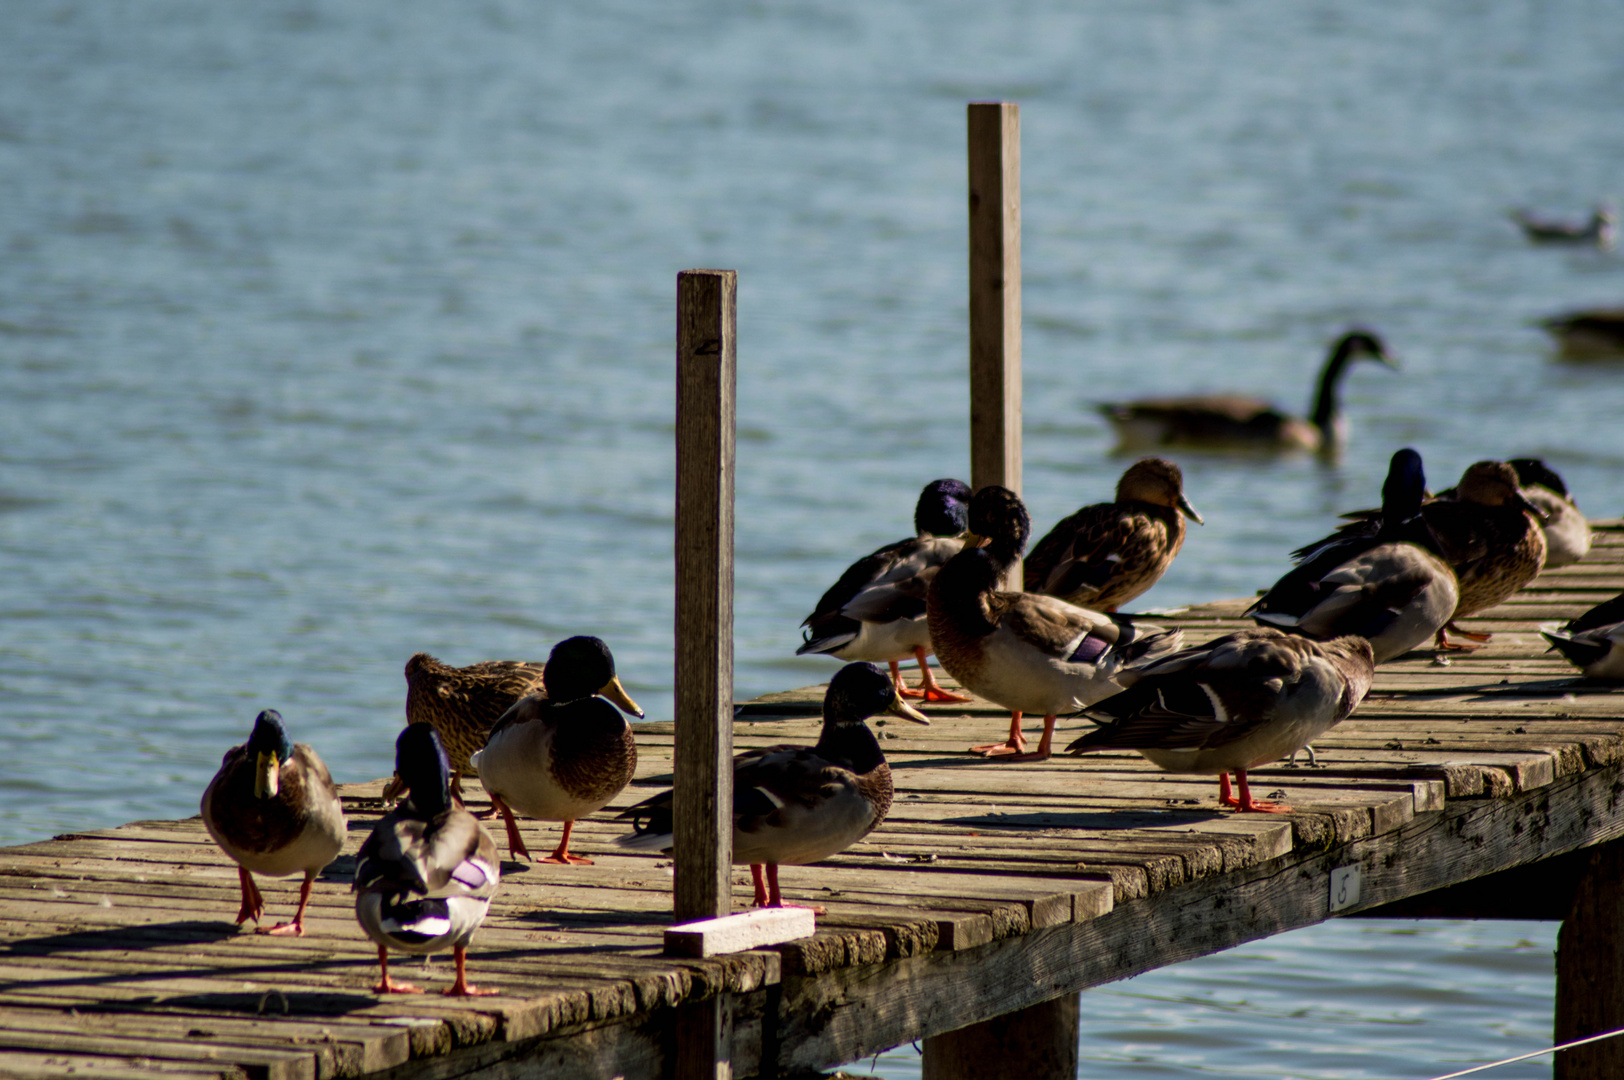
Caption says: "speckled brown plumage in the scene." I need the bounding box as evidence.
[402,652,547,781]
[205,745,329,857]
[549,714,638,805]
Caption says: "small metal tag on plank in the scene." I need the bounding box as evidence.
[1329,864,1362,913]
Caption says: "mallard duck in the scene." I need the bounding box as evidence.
[1248,448,1458,662]
[1541,592,1624,680]
[1067,628,1376,813]
[1507,459,1590,568]
[1097,329,1397,453]
[354,725,500,997]
[387,652,549,803]
[1510,203,1616,249]
[1024,458,1203,612]
[1539,308,1624,360]
[797,479,974,703]
[201,709,346,937]
[926,486,1184,762]
[1295,460,1547,650]
[617,661,930,909]
[471,635,643,865]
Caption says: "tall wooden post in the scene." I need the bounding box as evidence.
[967,102,1022,588]
[922,993,1080,1080]
[1556,840,1624,1079]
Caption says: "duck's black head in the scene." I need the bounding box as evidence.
[823,662,931,728]
[915,479,972,537]
[544,635,645,717]
[1380,448,1427,522]
[246,709,294,799]
[396,724,452,818]
[966,485,1030,562]
[1508,457,1569,497]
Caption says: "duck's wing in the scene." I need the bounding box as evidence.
[1026,505,1174,603]
[798,537,963,652]
[994,592,1122,662]
[1568,590,1624,634]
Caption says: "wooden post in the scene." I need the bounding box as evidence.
[674,269,736,925]
[1556,840,1624,1079]
[967,102,1022,588]
[921,993,1079,1080]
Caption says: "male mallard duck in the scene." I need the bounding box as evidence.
[388,652,549,803]
[471,635,643,865]
[1541,592,1624,680]
[354,725,500,997]
[1024,458,1203,612]
[1295,460,1547,650]
[1507,459,1590,569]
[1510,203,1616,249]
[1097,329,1397,453]
[1066,628,1376,813]
[617,661,930,909]
[1248,449,1458,662]
[797,479,974,703]
[926,486,1184,762]
[1539,308,1624,360]
[201,709,346,937]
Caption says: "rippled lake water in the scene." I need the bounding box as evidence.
[3,1,1621,1075]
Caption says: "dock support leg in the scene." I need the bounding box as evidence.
[676,994,733,1080]
[920,992,1079,1080]
[1556,840,1624,1079]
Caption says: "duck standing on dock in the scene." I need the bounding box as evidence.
[1097,329,1397,453]
[927,486,1184,761]
[1024,457,1203,612]
[355,725,500,996]
[471,635,643,865]
[1067,628,1376,813]
[617,661,930,910]
[1294,460,1547,649]
[201,709,346,937]
[796,479,974,703]
[1541,591,1624,680]
[1248,448,1458,662]
[389,651,549,806]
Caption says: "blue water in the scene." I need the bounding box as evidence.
[3,1,1620,1075]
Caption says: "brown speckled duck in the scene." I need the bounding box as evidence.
[201,709,346,936]
[618,661,929,909]
[927,486,1184,762]
[1024,458,1203,612]
[471,636,644,865]
[1098,330,1397,453]
[1067,628,1376,813]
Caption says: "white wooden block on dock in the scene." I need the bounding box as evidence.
[664,907,816,958]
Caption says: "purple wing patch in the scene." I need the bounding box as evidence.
[451,860,491,891]
[1069,633,1110,664]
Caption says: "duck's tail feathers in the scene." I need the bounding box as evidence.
[615,789,676,851]
[796,619,860,657]
[1540,625,1610,670]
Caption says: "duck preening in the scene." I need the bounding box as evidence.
[1541,591,1624,680]
[1097,329,1396,453]
[1067,628,1376,813]
[201,709,346,937]
[1249,448,1458,662]
[1024,457,1203,613]
[1510,203,1616,249]
[926,486,1183,761]
[797,479,974,703]
[471,635,643,865]
[617,662,929,910]
[355,725,500,996]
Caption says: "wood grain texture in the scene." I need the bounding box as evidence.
[1555,840,1624,1079]
[921,992,1079,1080]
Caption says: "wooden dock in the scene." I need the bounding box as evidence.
[0,524,1620,1079]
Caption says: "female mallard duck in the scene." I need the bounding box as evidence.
[1295,460,1547,650]
[617,661,930,909]
[1024,458,1203,612]
[470,635,644,865]
[926,486,1183,762]
[1248,449,1458,663]
[1510,203,1616,249]
[1539,308,1624,360]
[355,725,500,996]
[388,652,549,803]
[1541,591,1624,680]
[201,709,346,936]
[797,479,974,703]
[1097,329,1397,453]
[1507,459,1590,569]
[1066,628,1376,813]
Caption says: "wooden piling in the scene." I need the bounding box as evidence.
[967,101,1022,587]
[674,269,737,925]
[1555,840,1624,1079]
[921,993,1080,1080]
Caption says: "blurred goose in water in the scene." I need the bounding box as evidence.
[1097,329,1397,454]
[1024,457,1203,613]
[1067,628,1376,813]
[797,479,974,703]
[926,486,1183,761]
[1510,203,1616,249]
[1539,308,1624,360]
[1541,591,1624,680]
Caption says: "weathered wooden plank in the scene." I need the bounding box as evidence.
[665,909,816,958]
